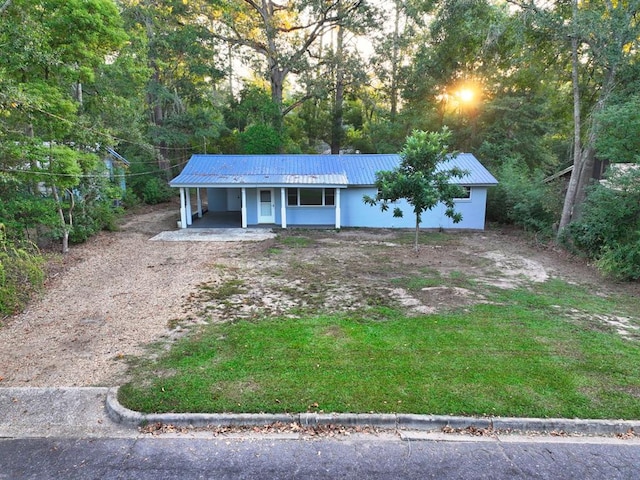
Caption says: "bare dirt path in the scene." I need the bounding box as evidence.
[0,205,238,387]
[1,203,638,387]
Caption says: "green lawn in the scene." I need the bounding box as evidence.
[119,280,640,419]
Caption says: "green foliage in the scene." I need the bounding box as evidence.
[364,128,467,249]
[69,201,123,244]
[353,119,410,154]
[141,177,173,205]
[0,188,59,244]
[0,225,44,316]
[596,95,640,164]
[596,241,640,281]
[225,86,281,132]
[478,92,559,173]
[125,158,174,206]
[565,167,640,280]
[239,123,283,154]
[487,157,562,235]
[121,190,142,209]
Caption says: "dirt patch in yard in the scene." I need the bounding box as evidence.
[0,203,638,387]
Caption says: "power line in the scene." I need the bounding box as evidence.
[0,103,204,167]
[0,157,190,180]
[30,105,199,153]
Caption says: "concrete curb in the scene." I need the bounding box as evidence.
[106,387,640,435]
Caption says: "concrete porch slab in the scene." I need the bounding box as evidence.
[150,228,276,242]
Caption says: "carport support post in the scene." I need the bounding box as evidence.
[335,188,341,229]
[280,187,287,228]
[185,188,192,226]
[196,188,203,218]
[179,188,187,228]
[241,187,247,228]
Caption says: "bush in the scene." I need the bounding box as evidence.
[486,156,562,236]
[566,182,639,254]
[0,225,44,316]
[239,123,283,154]
[69,201,123,244]
[596,241,640,280]
[565,167,640,280]
[141,177,173,205]
[121,190,141,209]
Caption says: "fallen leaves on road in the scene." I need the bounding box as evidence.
[139,421,382,438]
[441,425,496,437]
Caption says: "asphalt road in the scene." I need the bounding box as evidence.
[2,435,640,479]
[1,388,639,479]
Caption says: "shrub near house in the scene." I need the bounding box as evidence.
[566,166,640,280]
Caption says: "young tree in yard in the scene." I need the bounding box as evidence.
[364,128,467,251]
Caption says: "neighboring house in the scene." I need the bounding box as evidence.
[169,153,498,230]
[597,162,640,193]
[544,161,639,192]
[103,147,130,191]
[31,144,130,196]
[543,159,610,185]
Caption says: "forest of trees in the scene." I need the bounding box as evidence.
[1,0,640,313]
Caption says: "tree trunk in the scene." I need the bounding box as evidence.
[331,19,345,155]
[0,0,11,15]
[148,66,172,180]
[573,67,616,214]
[73,81,83,107]
[414,215,420,252]
[390,0,401,118]
[557,1,582,234]
[557,0,621,234]
[228,42,234,97]
[269,64,286,117]
[51,185,71,254]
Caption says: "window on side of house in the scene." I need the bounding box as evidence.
[287,188,298,206]
[300,188,323,205]
[455,186,471,200]
[287,188,336,206]
[324,188,335,206]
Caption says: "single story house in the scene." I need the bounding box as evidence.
[169,153,498,230]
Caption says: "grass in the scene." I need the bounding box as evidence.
[197,279,246,301]
[392,270,476,291]
[396,230,453,246]
[279,235,313,248]
[119,281,640,419]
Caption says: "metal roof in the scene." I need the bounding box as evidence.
[105,147,130,166]
[438,153,499,185]
[169,153,497,188]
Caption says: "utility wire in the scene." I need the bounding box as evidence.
[0,157,191,179]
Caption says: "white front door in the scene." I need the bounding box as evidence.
[257,189,275,223]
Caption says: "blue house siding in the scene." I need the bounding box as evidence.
[206,188,228,212]
[286,206,336,226]
[170,154,497,230]
[341,187,489,230]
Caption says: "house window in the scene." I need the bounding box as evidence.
[300,188,323,205]
[287,188,336,206]
[456,186,471,199]
[324,188,335,206]
[287,188,298,206]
